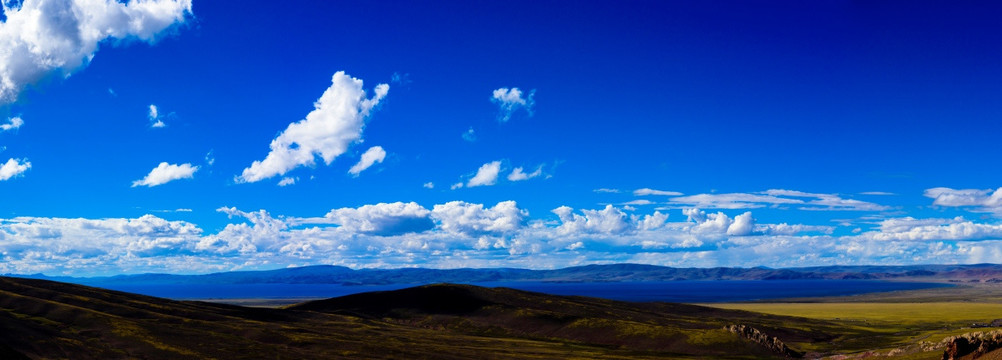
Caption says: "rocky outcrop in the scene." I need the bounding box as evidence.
[941,329,1002,360]
[725,324,803,358]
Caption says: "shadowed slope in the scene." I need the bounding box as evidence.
[0,276,819,359]
[291,284,866,357]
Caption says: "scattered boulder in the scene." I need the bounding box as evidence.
[725,324,803,358]
[941,329,1002,360]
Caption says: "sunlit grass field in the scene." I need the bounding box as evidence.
[706,297,1002,359]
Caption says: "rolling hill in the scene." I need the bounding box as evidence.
[0,276,882,359]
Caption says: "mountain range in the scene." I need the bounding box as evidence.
[10,263,1002,286]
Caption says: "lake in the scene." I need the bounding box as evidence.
[86,280,951,303]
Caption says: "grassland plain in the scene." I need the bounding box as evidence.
[707,284,1002,359]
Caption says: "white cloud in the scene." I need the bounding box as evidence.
[432,201,526,235]
[758,223,835,235]
[1,116,23,131]
[462,127,476,142]
[348,146,386,176]
[553,205,632,235]
[318,202,434,236]
[237,71,389,183]
[0,157,30,180]
[726,212,754,236]
[277,177,297,187]
[0,0,192,104]
[671,193,801,209]
[860,191,895,196]
[450,182,463,190]
[507,165,542,181]
[593,188,620,193]
[861,216,1002,241]
[204,150,215,166]
[423,182,434,189]
[668,189,889,211]
[148,104,165,128]
[132,162,198,187]
[466,160,501,187]
[491,87,535,122]
[634,188,683,196]
[925,187,1002,214]
[9,197,1002,275]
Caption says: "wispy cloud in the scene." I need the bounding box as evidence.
[925,187,1002,215]
[0,116,23,131]
[667,189,889,211]
[462,127,477,142]
[491,87,535,122]
[634,188,683,196]
[593,188,621,193]
[508,165,542,182]
[148,104,166,128]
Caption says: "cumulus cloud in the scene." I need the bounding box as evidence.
[132,162,198,187]
[347,146,386,176]
[319,202,434,236]
[0,214,203,275]
[0,0,192,104]
[277,177,297,187]
[0,157,30,180]
[925,187,1002,214]
[466,160,501,187]
[634,188,683,196]
[237,71,389,183]
[491,87,535,122]
[1,116,22,131]
[431,201,526,235]
[8,197,1002,275]
[553,205,632,235]
[727,212,755,236]
[507,165,542,181]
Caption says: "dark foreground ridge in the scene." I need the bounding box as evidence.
[0,276,862,359]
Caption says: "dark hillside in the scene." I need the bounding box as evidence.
[291,284,868,357]
[0,276,889,359]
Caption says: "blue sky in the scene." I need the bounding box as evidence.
[1,0,1002,276]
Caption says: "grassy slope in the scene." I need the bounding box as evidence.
[289,284,897,358]
[1,277,870,359]
[707,285,1002,359]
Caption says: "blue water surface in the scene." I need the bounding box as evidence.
[87,280,950,303]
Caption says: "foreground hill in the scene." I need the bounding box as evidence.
[0,276,881,359]
[17,263,1002,287]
